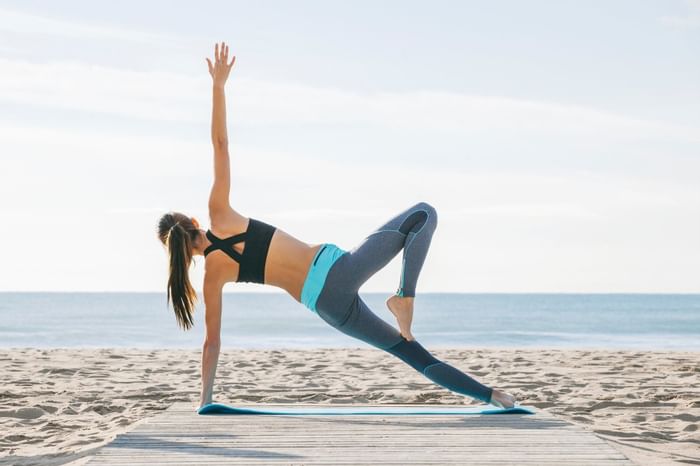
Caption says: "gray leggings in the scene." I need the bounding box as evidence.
[314,201,493,403]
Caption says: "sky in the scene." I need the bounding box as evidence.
[0,0,698,293]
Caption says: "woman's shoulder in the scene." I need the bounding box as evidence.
[208,205,249,236]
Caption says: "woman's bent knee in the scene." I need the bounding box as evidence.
[415,201,438,228]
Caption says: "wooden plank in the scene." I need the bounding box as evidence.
[85,402,633,465]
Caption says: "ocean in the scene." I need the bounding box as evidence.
[1,292,698,350]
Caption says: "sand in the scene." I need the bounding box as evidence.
[0,347,698,466]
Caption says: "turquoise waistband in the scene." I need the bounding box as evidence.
[301,243,346,313]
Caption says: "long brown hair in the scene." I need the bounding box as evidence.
[157,212,199,330]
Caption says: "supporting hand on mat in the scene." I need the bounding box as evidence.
[489,388,516,409]
[206,41,236,88]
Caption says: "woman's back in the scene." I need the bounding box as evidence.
[205,208,323,302]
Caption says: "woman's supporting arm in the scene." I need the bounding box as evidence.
[200,340,220,406]
[200,272,224,407]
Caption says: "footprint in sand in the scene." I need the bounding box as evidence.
[36,404,59,414]
[0,406,47,419]
[571,416,592,423]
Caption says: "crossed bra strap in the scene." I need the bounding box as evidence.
[203,229,247,263]
[203,218,277,284]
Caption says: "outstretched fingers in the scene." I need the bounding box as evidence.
[222,43,235,68]
[205,41,236,81]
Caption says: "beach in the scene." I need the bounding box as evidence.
[4,0,699,464]
[0,347,697,465]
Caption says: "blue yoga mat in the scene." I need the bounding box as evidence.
[197,403,534,415]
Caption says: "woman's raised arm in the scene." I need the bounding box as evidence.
[205,42,236,217]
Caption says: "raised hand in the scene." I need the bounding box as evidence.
[206,41,236,88]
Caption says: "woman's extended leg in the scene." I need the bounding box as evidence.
[316,292,495,404]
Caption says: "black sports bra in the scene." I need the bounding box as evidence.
[203,217,277,284]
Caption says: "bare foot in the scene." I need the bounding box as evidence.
[385,295,415,341]
[490,389,516,408]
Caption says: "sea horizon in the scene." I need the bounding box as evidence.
[2,292,698,351]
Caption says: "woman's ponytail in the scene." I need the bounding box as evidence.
[157,213,199,330]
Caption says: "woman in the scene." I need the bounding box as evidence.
[157,42,516,411]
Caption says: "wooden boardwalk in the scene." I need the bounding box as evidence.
[85,402,633,465]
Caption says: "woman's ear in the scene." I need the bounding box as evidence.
[191,217,200,229]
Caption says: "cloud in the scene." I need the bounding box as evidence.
[444,203,601,220]
[1,122,696,218]
[0,58,204,122]
[107,207,170,215]
[0,57,697,143]
[1,122,698,293]
[660,0,700,28]
[0,7,192,46]
[262,203,601,221]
